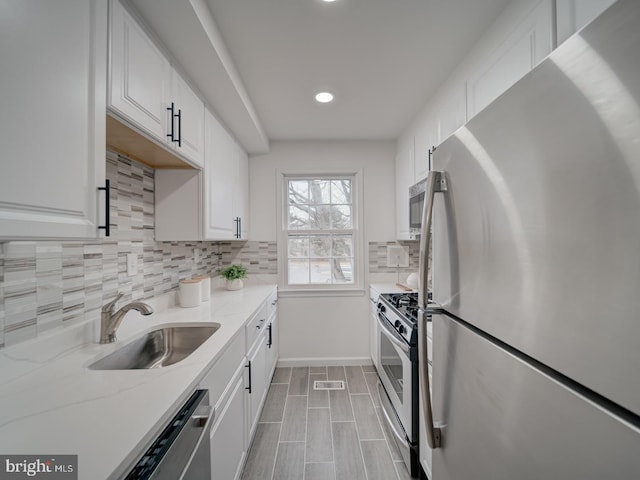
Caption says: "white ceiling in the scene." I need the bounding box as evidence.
[129,0,512,153]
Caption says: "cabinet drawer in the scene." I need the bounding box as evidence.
[246,303,268,350]
[199,331,245,406]
[266,290,278,319]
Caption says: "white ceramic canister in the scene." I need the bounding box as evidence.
[193,275,211,302]
[179,279,202,308]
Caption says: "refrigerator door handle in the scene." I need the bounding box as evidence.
[418,170,446,450]
[418,170,446,309]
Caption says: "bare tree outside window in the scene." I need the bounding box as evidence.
[286,178,355,285]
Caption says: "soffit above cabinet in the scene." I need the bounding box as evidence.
[125,0,269,155]
[126,0,511,144]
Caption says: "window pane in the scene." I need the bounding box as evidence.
[308,205,331,229]
[310,259,331,284]
[332,257,354,283]
[289,205,309,229]
[288,180,309,204]
[331,180,352,204]
[331,205,352,229]
[288,237,309,257]
[309,180,331,204]
[310,236,331,258]
[333,236,353,257]
[289,259,310,284]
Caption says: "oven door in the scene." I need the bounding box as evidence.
[377,313,414,441]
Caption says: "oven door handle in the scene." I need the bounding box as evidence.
[377,313,410,355]
[377,382,409,447]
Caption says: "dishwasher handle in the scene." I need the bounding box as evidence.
[125,389,213,480]
[177,404,215,480]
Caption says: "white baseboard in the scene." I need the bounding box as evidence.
[277,357,373,368]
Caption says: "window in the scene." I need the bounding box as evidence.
[281,174,360,289]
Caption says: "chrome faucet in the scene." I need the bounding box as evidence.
[100,293,154,344]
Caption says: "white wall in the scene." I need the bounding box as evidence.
[249,140,396,364]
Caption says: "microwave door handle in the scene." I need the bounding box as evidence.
[418,170,446,450]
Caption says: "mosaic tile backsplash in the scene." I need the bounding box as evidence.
[368,241,420,273]
[0,153,276,348]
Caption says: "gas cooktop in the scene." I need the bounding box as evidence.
[380,292,420,324]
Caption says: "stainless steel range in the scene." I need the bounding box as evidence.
[376,292,425,478]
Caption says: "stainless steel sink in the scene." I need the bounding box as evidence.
[89,324,219,370]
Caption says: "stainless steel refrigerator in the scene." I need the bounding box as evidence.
[417,0,640,478]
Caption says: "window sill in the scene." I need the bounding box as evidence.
[278,288,366,298]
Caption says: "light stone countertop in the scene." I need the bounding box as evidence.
[0,281,277,480]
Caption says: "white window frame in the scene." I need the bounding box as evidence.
[277,169,364,295]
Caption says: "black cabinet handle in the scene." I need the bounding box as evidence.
[176,108,182,147]
[245,361,252,394]
[234,217,241,239]
[98,179,110,237]
[167,102,176,142]
[267,323,272,349]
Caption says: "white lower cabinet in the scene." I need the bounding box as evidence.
[369,287,381,369]
[246,328,269,442]
[243,301,270,441]
[210,362,247,480]
[199,290,278,479]
[265,306,278,379]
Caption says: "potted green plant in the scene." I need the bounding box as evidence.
[220,264,248,291]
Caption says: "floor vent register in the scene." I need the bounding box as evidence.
[313,380,345,391]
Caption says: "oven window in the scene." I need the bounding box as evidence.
[380,334,404,402]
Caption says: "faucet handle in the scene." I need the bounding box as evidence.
[102,293,124,313]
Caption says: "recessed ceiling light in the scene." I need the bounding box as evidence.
[322,0,338,2]
[315,92,334,103]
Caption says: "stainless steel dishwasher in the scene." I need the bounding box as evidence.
[125,389,214,479]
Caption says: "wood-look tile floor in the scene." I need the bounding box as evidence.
[241,365,413,480]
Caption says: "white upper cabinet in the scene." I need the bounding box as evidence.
[156,108,249,241]
[204,109,249,240]
[233,143,250,240]
[467,0,552,119]
[556,0,618,45]
[204,110,236,240]
[0,0,107,240]
[109,0,169,140]
[396,142,414,241]
[170,70,205,168]
[108,0,204,168]
[437,83,468,146]
[414,119,437,185]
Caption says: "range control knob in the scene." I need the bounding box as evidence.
[394,320,405,334]
[378,303,386,313]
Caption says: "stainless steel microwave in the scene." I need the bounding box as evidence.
[409,178,427,239]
